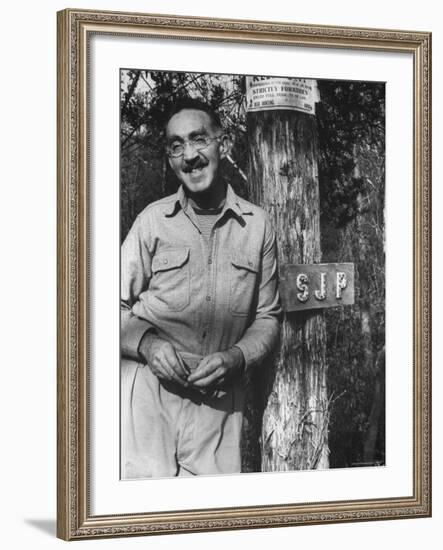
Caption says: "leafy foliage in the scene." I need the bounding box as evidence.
[317,81,385,227]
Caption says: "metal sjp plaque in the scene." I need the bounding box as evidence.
[279,263,355,312]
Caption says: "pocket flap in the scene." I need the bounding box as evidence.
[231,253,259,273]
[152,247,190,273]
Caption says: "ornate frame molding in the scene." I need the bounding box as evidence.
[57,8,431,540]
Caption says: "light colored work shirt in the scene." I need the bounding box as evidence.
[121,184,281,370]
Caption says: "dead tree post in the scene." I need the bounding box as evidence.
[246,79,329,470]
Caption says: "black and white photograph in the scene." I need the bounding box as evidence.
[119,69,386,480]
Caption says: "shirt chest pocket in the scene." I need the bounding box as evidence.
[149,247,191,312]
[229,253,259,316]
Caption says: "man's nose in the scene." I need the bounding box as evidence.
[182,141,199,162]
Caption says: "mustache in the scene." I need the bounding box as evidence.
[182,159,208,173]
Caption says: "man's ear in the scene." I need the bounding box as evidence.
[218,134,231,159]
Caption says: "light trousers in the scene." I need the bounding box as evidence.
[121,358,245,479]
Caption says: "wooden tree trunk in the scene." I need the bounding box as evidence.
[247,109,329,471]
[353,147,385,464]
[363,347,385,463]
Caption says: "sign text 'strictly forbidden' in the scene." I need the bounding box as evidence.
[246,76,320,115]
[280,263,355,312]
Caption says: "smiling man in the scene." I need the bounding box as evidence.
[120,97,281,479]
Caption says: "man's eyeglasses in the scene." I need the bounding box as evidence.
[166,135,222,158]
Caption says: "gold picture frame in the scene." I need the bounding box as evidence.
[57,8,431,540]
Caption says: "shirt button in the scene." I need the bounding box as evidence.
[208,258,212,265]
[248,261,253,267]
[163,259,168,264]
[206,296,211,301]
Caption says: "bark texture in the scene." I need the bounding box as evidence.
[353,151,385,465]
[247,110,329,471]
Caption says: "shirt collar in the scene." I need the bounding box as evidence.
[164,184,252,221]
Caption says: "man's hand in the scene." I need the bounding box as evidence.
[138,332,189,387]
[187,347,245,390]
